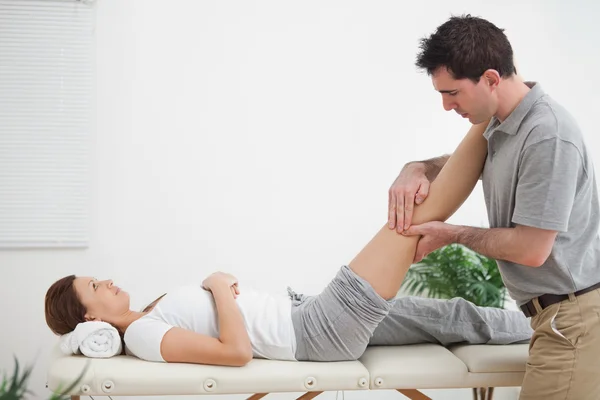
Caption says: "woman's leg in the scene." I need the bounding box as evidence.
[348,121,489,299]
[291,122,490,362]
[368,296,533,346]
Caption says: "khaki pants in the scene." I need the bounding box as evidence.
[520,289,600,399]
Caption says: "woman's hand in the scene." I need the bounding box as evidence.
[162,271,251,366]
[202,272,240,298]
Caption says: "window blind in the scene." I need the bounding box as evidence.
[0,0,95,248]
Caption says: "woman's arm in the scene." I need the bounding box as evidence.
[348,121,490,300]
[160,273,253,366]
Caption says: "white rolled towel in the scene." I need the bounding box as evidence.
[60,321,122,358]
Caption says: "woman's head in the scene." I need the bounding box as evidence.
[45,275,85,335]
[45,275,130,335]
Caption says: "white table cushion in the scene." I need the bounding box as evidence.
[449,344,529,373]
[47,348,369,396]
[444,343,529,388]
[47,343,531,396]
[358,344,469,389]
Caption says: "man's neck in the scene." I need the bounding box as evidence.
[494,77,531,122]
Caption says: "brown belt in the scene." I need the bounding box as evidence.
[520,281,600,318]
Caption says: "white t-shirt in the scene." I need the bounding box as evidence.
[124,284,297,362]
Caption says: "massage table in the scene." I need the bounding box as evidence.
[47,343,529,399]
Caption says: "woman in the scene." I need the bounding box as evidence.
[45,122,532,366]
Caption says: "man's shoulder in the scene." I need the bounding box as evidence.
[520,95,583,147]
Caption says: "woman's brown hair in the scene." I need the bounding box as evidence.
[44,275,87,335]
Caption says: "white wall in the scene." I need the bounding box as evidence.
[1,0,599,399]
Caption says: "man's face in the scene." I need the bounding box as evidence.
[431,67,496,124]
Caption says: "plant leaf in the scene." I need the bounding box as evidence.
[401,244,506,308]
[0,356,90,400]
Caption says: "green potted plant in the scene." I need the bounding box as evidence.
[401,243,507,308]
[401,244,508,400]
[1,357,86,400]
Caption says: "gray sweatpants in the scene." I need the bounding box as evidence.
[289,265,533,362]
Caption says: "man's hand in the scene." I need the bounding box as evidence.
[402,221,458,263]
[388,163,431,233]
[202,272,240,299]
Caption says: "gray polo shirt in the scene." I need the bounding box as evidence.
[481,81,600,305]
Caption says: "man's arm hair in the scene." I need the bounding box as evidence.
[407,154,452,181]
[454,224,558,268]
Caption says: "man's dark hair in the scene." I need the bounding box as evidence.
[416,14,517,82]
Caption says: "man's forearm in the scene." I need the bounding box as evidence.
[408,154,451,181]
[452,225,543,268]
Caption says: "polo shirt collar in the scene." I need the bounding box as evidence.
[483,81,544,139]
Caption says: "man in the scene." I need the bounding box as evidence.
[389,15,600,399]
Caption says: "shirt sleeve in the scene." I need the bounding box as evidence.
[512,135,582,232]
[124,316,173,362]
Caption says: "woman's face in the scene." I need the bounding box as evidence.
[73,276,130,322]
